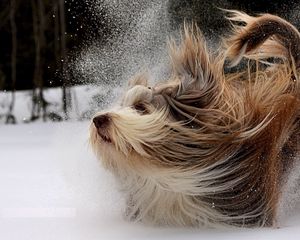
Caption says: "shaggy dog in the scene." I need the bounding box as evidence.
[90,11,300,227]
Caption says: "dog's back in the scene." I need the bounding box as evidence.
[166,12,300,226]
[223,11,300,226]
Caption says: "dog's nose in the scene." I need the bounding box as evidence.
[93,114,110,129]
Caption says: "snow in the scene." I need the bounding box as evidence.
[0,85,117,124]
[1,122,300,240]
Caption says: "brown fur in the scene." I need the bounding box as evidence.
[225,10,300,68]
[90,11,300,227]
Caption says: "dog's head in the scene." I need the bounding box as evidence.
[89,25,232,175]
[89,77,171,173]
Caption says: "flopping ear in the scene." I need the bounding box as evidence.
[225,10,300,67]
[167,23,221,100]
[128,72,148,88]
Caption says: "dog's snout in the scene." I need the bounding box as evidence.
[93,114,110,129]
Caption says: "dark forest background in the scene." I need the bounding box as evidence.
[0,0,299,123]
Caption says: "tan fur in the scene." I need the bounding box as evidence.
[90,11,300,228]
[225,10,300,68]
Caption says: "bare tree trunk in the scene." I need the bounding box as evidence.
[37,0,47,121]
[31,0,39,121]
[6,0,17,124]
[31,0,47,122]
[58,0,71,119]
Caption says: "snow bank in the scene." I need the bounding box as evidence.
[1,122,300,239]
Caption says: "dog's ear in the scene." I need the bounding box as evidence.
[168,23,220,97]
[128,72,148,88]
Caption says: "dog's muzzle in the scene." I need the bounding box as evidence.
[93,114,110,128]
[93,114,112,143]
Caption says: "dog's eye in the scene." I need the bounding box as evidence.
[133,103,148,114]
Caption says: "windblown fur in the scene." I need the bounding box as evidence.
[90,11,300,228]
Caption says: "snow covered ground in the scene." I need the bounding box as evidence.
[0,85,121,124]
[1,122,300,240]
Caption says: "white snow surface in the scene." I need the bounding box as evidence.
[1,122,300,239]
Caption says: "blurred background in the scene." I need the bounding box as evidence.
[1,0,300,124]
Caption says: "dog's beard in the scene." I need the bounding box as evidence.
[90,107,170,171]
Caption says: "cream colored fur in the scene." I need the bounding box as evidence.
[90,11,300,228]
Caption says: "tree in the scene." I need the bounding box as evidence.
[58,0,72,119]
[6,0,17,124]
[31,0,48,121]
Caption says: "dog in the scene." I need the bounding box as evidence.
[89,10,300,228]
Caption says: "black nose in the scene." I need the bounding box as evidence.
[93,114,110,129]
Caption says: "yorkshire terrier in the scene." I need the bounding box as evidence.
[90,10,300,227]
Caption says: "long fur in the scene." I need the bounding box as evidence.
[225,10,300,68]
[90,11,300,228]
